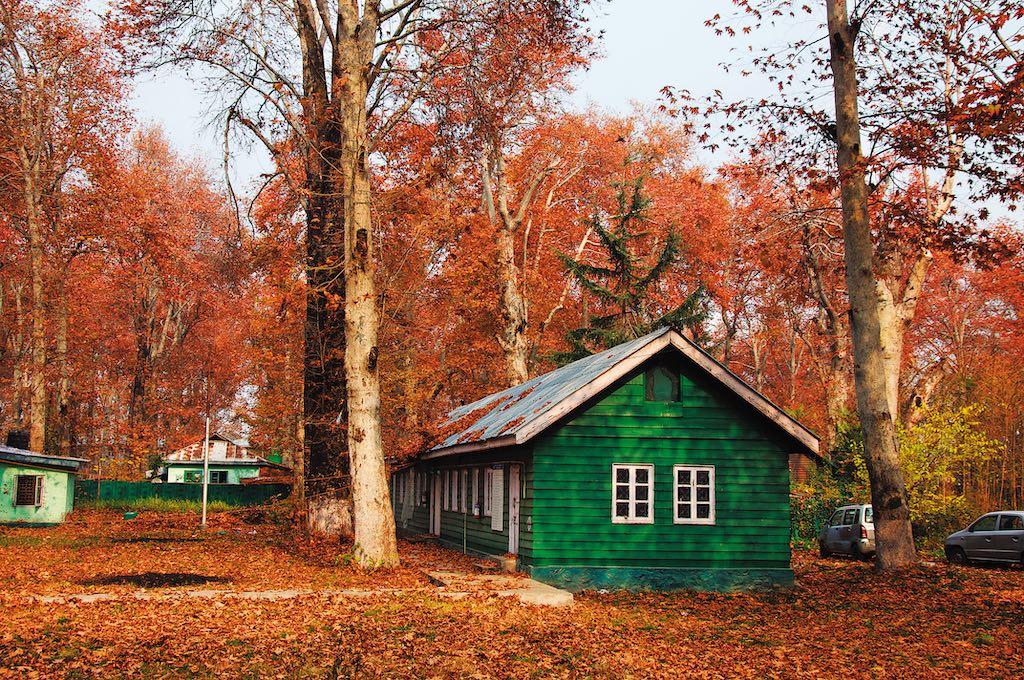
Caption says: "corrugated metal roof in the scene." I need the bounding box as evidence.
[436,328,672,450]
[430,327,820,458]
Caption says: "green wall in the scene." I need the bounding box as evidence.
[528,354,794,590]
[166,464,260,485]
[0,462,76,526]
[392,451,535,565]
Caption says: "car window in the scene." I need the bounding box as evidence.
[864,507,873,523]
[829,510,844,526]
[972,515,999,532]
[998,514,1024,531]
[843,509,857,525]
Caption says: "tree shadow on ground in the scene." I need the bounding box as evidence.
[77,572,231,588]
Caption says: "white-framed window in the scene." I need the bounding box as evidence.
[611,464,654,524]
[209,470,228,484]
[449,469,458,511]
[442,470,449,510]
[14,475,43,507]
[483,467,494,516]
[460,469,468,513]
[674,465,715,524]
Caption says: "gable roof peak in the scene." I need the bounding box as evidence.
[428,327,819,459]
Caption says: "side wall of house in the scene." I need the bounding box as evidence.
[167,465,259,484]
[391,450,535,566]
[0,463,74,525]
[530,352,794,591]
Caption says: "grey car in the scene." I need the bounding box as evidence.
[819,504,875,559]
[945,511,1024,566]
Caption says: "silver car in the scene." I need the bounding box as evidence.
[818,504,875,559]
[945,511,1024,566]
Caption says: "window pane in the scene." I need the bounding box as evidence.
[974,515,998,531]
[636,486,649,501]
[646,365,680,402]
[696,470,709,485]
[616,468,629,483]
[680,470,691,485]
[635,503,649,518]
[697,487,710,502]
[679,504,691,518]
[616,485,630,500]
[680,486,691,502]
[843,509,857,525]
[615,502,630,517]
[696,504,710,519]
[635,468,649,484]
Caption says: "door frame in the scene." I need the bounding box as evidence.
[508,464,521,554]
[430,472,441,535]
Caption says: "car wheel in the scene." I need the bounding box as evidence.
[946,546,967,566]
[819,543,831,558]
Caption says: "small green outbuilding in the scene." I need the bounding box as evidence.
[391,327,820,592]
[1,445,87,526]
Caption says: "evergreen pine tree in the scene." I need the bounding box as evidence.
[556,178,707,362]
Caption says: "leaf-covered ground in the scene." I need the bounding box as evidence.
[2,511,1023,678]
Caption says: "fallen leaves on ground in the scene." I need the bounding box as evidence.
[2,511,1023,678]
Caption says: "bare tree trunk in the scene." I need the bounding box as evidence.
[294,0,350,534]
[496,222,530,385]
[483,149,560,386]
[54,281,71,456]
[339,4,398,568]
[826,0,916,569]
[24,176,47,453]
[903,358,947,427]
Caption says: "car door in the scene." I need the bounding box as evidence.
[993,513,1024,562]
[826,510,846,553]
[965,514,1000,560]
[834,508,858,554]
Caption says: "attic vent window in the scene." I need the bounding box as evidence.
[645,365,680,402]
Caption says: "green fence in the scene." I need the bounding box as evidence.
[75,480,290,507]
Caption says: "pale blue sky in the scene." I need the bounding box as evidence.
[129,1,817,189]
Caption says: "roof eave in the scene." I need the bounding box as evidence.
[423,434,518,460]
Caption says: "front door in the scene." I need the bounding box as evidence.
[430,473,441,535]
[508,464,521,554]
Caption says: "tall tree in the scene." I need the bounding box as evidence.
[825,0,916,568]
[0,0,123,452]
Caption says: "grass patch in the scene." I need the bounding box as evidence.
[80,497,234,513]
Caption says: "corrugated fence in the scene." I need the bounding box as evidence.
[75,480,290,506]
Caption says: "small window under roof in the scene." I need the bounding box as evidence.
[645,364,680,402]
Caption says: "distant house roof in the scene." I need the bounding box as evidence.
[164,457,289,470]
[166,432,252,463]
[426,327,820,459]
[0,445,88,472]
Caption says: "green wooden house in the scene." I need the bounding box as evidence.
[390,327,820,591]
[1,444,87,526]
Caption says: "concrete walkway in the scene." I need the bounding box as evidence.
[425,571,574,607]
[26,576,573,608]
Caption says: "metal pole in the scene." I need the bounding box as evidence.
[201,417,210,527]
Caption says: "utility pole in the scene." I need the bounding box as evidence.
[201,416,210,527]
